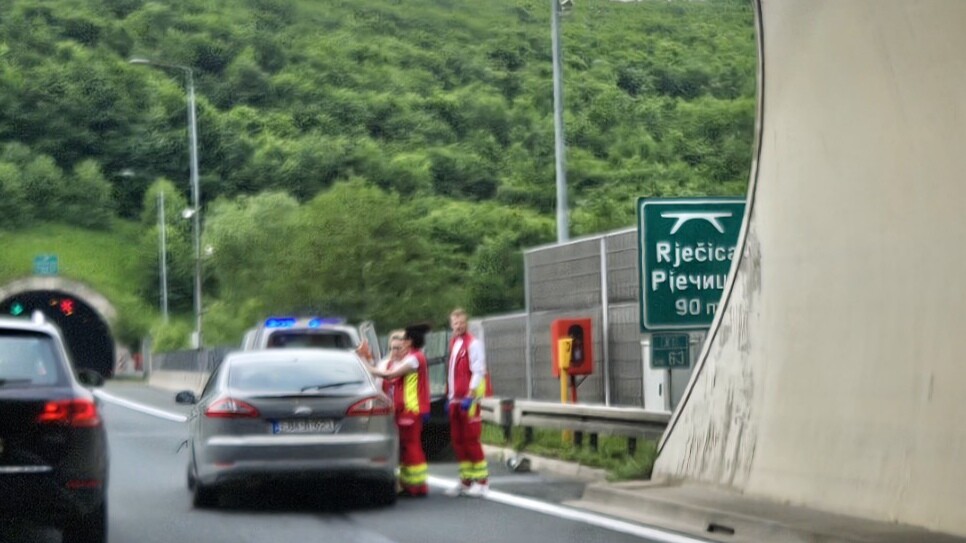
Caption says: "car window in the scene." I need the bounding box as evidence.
[424,330,450,395]
[228,358,369,394]
[0,331,66,387]
[427,358,446,396]
[265,331,353,349]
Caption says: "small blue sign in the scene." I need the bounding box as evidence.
[33,254,58,276]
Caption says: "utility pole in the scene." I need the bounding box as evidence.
[552,0,570,243]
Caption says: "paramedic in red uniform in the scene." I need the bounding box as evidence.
[366,324,431,497]
[444,308,489,497]
[356,330,405,395]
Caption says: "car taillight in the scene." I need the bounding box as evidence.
[347,396,392,417]
[205,398,260,418]
[36,399,102,428]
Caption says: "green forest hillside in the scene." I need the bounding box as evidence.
[0,0,756,347]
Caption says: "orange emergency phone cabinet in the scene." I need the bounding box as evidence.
[550,318,593,377]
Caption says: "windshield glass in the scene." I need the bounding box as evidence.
[0,332,66,388]
[265,331,354,349]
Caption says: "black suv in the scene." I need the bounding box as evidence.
[0,312,108,543]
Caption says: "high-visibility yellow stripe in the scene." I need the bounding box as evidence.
[467,461,489,480]
[400,463,428,484]
[404,373,419,413]
[467,380,486,416]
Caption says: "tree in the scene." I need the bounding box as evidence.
[203,191,300,305]
[22,155,67,220]
[0,162,29,229]
[467,233,526,315]
[63,160,115,229]
[134,178,194,312]
[288,179,462,330]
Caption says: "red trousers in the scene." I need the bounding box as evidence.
[448,403,488,484]
[397,413,427,495]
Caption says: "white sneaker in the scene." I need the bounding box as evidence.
[444,483,468,497]
[464,482,489,498]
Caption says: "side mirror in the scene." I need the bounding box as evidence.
[76,369,105,388]
[175,390,198,405]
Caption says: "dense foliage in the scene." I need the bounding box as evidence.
[0,0,756,346]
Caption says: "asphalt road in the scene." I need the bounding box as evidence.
[0,381,703,543]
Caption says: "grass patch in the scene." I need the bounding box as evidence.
[482,423,657,481]
[0,221,157,344]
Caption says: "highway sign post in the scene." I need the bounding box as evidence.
[638,198,745,331]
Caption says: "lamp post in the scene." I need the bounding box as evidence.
[158,191,169,323]
[130,58,202,348]
[552,0,571,243]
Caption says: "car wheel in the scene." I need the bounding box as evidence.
[187,463,196,491]
[373,479,397,507]
[193,480,219,508]
[62,501,107,543]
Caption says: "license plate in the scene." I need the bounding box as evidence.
[272,419,335,434]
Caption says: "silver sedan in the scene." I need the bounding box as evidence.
[176,349,398,508]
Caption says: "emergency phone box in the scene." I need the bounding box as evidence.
[551,318,593,377]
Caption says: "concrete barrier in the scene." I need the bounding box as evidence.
[148,370,209,395]
[656,0,966,537]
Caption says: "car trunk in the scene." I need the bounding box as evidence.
[0,386,77,469]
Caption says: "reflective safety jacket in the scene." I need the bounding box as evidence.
[447,332,491,400]
[392,349,430,416]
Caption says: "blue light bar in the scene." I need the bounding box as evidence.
[265,317,297,328]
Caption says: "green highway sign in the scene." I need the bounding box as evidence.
[638,197,745,331]
[651,332,691,369]
[33,254,58,276]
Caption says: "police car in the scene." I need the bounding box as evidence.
[241,316,382,359]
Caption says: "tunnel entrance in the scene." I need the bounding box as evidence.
[0,290,115,377]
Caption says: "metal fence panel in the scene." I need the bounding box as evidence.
[607,303,644,406]
[480,313,527,399]
[154,347,232,373]
[605,229,640,304]
[527,239,602,312]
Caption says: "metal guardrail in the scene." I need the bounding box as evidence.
[480,397,671,454]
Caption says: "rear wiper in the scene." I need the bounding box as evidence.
[0,378,32,387]
[300,380,364,392]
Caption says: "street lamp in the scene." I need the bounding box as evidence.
[551,0,571,243]
[158,191,169,323]
[130,57,203,349]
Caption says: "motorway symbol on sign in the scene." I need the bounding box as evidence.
[638,198,745,331]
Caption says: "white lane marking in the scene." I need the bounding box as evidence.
[94,390,188,423]
[427,476,709,543]
[95,391,706,542]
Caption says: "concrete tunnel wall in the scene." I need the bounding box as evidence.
[654,0,966,536]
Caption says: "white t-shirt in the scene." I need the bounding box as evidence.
[447,336,486,399]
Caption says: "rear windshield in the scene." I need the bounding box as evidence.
[228,358,369,394]
[265,331,353,349]
[0,331,66,388]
